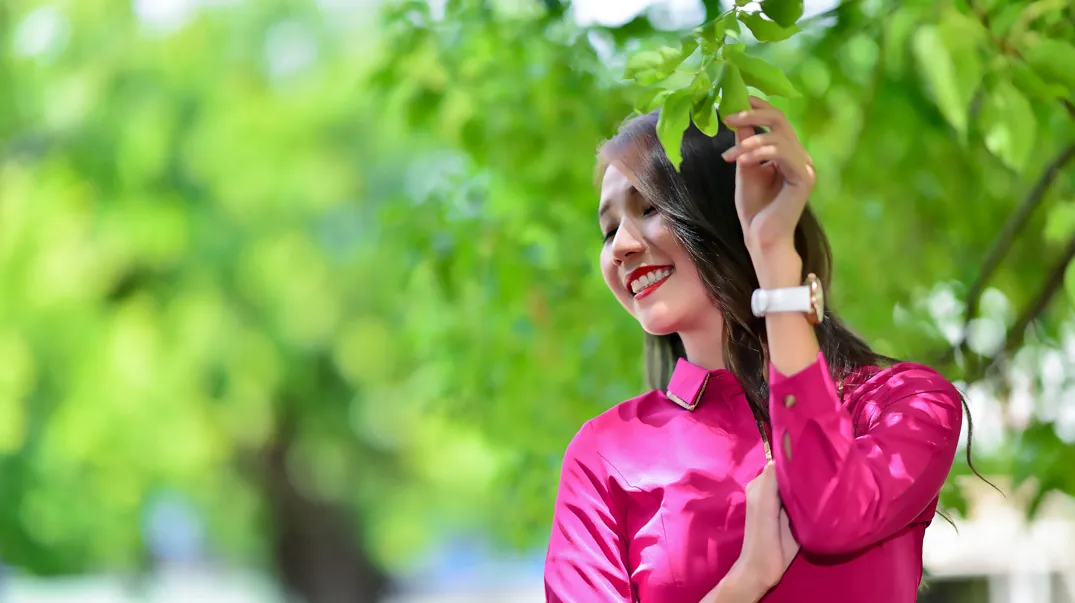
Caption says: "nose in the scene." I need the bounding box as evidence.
[610,223,644,266]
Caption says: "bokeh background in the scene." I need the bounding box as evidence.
[1,0,1074,601]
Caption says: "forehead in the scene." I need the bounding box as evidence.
[598,164,637,216]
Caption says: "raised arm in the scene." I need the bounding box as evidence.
[722,97,962,555]
[544,421,634,603]
[767,353,962,554]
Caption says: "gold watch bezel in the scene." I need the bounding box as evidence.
[805,273,824,325]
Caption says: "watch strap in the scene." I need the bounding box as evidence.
[751,285,812,317]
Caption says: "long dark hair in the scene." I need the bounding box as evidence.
[598,111,891,422]
[596,111,993,509]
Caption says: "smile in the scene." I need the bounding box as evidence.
[628,266,674,299]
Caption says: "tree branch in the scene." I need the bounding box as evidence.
[963,234,1075,384]
[937,144,1075,368]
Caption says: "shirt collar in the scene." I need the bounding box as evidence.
[666,357,742,411]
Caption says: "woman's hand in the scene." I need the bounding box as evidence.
[698,464,799,603]
[736,463,800,596]
[721,97,816,277]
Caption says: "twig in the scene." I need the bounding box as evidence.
[938,144,1075,367]
[964,234,1075,384]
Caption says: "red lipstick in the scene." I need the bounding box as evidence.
[624,265,674,300]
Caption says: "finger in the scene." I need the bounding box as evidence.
[748,96,773,110]
[740,146,812,183]
[724,108,788,132]
[736,145,781,167]
[759,463,778,497]
[721,133,778,162]
[734,122,755,147]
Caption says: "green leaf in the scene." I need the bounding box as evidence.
[739,11,801,42]
[760,0,804,28]
[657,89,693,170]
[1021,37,1075,92]
[633,69,664,86]
[735,0,751,6]
[679,36,700,60]
[690,71,713,102]
[724,14,742,38]
[701,12,739,48]
[692,89,720,137]
[912,25,975,135]
[1008,59,1068,102]
[724,51,799,97]
[723,43,746,56]
[625,43,697,84]
[1045,201,1075,245]
[883,9,920,74]
[989,3,1024,38]
[978,81,1036,172]
[624,50,664,80]
[634,87,673,113]
[718,64,751,127]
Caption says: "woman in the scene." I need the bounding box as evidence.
[543,97,964,603]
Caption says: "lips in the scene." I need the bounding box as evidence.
[625,265,674,299]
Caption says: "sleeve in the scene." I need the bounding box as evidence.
[768,351,962,555]
[544,420,634,603]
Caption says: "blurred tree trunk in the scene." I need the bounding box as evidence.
[261,423,389,603]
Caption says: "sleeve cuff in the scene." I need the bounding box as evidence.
[769,350,842,420]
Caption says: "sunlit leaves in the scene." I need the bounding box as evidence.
[739,11,800,42]
[717,63,750,126]
[692,88,720,136]
[623,38,698,85]
[698,11,739,50]
[978,81,1036,173]
[1045,201,1075,245]
[1020,36,1075,92]
[725,47,800,98]
[760,0,804,28]
[657,89,693,170]
[625,6,804,169]
[912,25,979,136]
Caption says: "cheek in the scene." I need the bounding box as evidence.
[600,251,636,309]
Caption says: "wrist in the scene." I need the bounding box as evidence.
[722,559,768,603]
[750,243,803,289]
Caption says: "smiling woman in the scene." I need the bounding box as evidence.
[543,102,973,603]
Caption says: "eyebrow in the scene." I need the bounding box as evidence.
[598,184,638,218]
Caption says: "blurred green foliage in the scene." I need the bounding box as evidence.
[1,0,1074,596]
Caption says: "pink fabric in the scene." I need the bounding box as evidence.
[543,352,962,603]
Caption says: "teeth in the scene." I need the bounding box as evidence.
[630,268,672,294]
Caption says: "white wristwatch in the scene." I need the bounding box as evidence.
[751,273,825,325]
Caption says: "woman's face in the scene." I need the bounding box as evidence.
[598,165,718,335]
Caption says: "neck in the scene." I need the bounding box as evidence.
[679,326,726,372]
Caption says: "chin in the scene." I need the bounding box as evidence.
[636,307,685,336]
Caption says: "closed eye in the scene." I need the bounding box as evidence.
[602,227,617,243]
[642,205,656,216]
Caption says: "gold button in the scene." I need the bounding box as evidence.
[783,432,792,461]
[783,394,796,408]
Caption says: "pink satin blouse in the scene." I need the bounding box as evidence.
[543,351,962,602]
